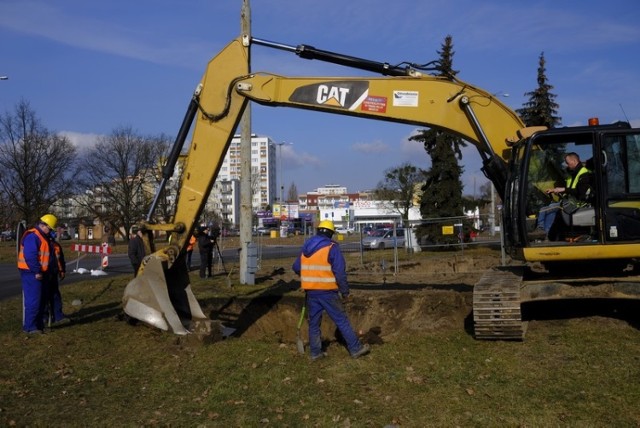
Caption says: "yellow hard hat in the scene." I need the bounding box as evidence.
[317,220,335,232]
[40,213,58,229]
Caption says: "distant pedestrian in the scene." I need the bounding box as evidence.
[292,220,370,360]
[17,214,57,334]
[198,226,214,278]
[128,226,146,277]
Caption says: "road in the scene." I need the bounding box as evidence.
[0,253,134,300]
[0,243,308,301]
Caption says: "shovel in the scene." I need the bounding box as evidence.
[296,303,306,354]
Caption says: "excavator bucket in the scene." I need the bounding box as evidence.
[122,253,208,335]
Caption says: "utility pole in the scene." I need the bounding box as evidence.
[276,141,292,220]
[239,0,255,284]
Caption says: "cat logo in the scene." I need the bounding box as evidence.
[317,85,350,106]
[289,81,369,111]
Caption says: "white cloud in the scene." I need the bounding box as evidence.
[399,129,427,160]
[0,0,211,68]
[286,148,323,169]
[58,130,101,150]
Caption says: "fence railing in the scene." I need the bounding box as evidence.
[212,214,504,280]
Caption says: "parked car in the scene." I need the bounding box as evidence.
[361,228,405,250]
[254,226,274,236]
[335,226,354,235]
[0,230,14,241]
[221,228,239,237]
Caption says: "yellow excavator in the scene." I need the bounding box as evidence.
[123,35,640,339]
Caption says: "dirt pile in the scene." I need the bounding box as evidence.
[206,253,502,344]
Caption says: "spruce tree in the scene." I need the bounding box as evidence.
[409,35,466,244]
[517,53,564,218]
[516,52,561,128]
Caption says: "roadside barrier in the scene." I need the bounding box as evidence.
[71,242,111,275]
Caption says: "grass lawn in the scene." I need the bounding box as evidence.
[1,243,640,426]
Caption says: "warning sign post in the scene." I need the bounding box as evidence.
[71,242,111,274]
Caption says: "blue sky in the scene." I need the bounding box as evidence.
[1,0,639,197]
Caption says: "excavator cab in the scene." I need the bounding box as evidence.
[504,120,640,270]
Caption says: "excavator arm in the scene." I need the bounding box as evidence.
[122,37,250,335]
[123,35,528,335]
[236,72,524,196]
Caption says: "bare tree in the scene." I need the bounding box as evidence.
[374,162,426,223]
[145,133,174,223]
[75,126,168,241]
[0,100,77,226]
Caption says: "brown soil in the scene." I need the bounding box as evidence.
[201,252,502,346]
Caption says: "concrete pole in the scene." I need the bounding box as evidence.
[239,0,255,284]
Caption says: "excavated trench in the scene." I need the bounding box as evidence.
[184,252,640,347]
[194,254,497,346]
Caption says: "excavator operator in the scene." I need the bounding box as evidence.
[545,152,594,241]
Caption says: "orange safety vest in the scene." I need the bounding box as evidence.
[186,235,196,252]
[17,227,50,272]
[52,241,64,272]
[300,244,338,291]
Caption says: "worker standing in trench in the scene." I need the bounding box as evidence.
[292,220,370,361]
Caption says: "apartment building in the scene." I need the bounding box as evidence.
[208,135,277,224]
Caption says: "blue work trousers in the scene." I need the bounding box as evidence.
[44,277,65,324]
[307,291,361,357]
[537,202,560,233]
[21,271,47,332]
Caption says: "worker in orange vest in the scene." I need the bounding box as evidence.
[17,214,57,334]
[292,220,370,361]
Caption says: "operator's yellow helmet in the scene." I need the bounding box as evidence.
[40,214,58,229]
[317,220,336,232]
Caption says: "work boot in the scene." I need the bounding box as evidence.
[529,228,546,240]
[52,318,72,327]
[351,344,370,359]
[310,352,328,362]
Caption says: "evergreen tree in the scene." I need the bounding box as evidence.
[516,52,561,128]
[415,132,464,219]
[517,52,564,213]
[409,35,466,243]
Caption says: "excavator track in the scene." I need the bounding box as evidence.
[473,268,526,340]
